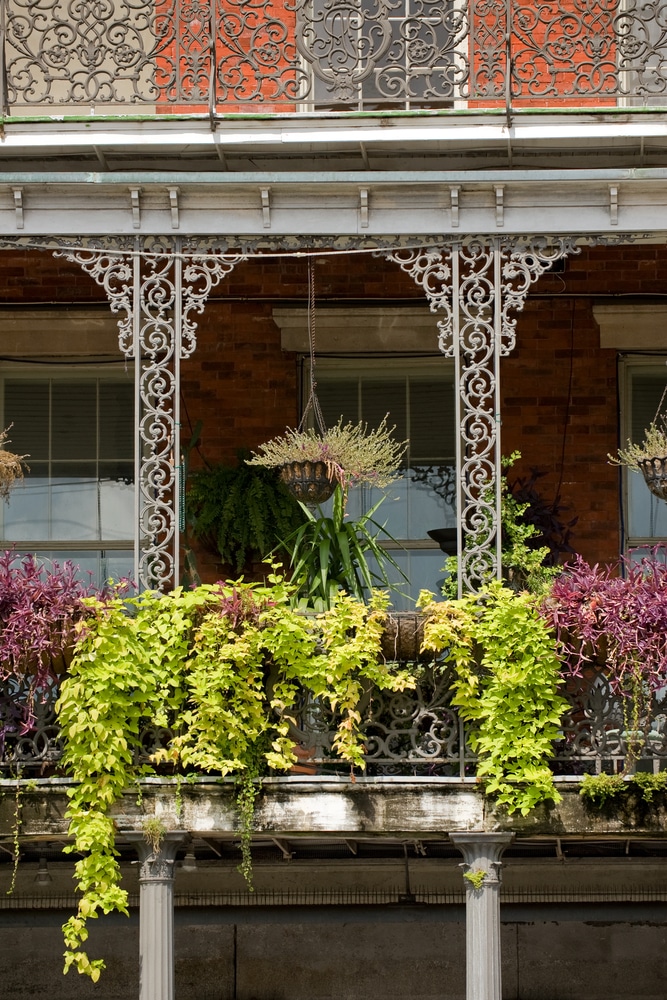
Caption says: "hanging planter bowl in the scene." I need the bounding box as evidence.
[280,460,336,505]
[639,456,667,502]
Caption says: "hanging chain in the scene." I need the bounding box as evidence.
[652,373,667,427]
[299,258,326,433]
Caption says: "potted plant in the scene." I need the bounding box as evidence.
[0,426,27,501]
[277,483,407,611]
[541,551,667,772]
[186,451,307,573]
[609,418,667,501]
[246,415,406,504]
[0,551,100,749]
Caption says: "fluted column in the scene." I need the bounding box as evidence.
[450,832,513,1000]
[130,832,186,1000]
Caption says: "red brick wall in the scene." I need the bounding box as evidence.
[5,245,667,573]
[0,251,108,303]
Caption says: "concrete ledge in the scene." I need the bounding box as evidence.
[2,779,666,843]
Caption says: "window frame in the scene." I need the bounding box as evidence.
[620,354,667,553]
[0,361,136,578]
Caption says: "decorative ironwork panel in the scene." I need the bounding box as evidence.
[297,0,470,109]
[453,241,502,592]
[500,236,581,354]
[5,0,667,109]
[509,0,667,102]
[290,666,472,776]
[0,675,62,770]
[58,245,245,591]
[2,663,667,776]
[381,243,501,594]
[554,667,667,774]
[4,0,163,106]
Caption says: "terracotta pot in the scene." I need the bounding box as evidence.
[280,460,336,505]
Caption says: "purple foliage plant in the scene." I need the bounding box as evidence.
[0,551,100,746]
[541,552,667,759]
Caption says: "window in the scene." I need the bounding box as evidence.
[621,358,667,555]
[0,367,135,585]
[309,358,455,608]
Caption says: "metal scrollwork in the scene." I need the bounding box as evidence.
[500,236,581,353]
[3,667,667,776]
[57,248,136,354]
[555,668,667,772]
[296,0,393,102]
[454,240,500,592]
[0,674,61,769]
[181,253,247,358]
[5,0,162,106]
[58,245,245,591]
[4,0,667,110]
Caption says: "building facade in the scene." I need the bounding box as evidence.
[1,2,667,997]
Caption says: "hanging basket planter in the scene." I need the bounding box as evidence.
[610,412,667,506]
[0,427,27,501]
[279,460,336,505]
[639,456,667,502]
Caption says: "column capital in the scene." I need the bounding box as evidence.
[450,833,514,889]
[450,832,514,861]
[127,831,187,883]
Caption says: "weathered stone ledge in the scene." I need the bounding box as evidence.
[1,778,666,842]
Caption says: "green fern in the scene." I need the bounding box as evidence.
[187,454,306,571]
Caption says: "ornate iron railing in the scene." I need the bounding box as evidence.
[2,665,666,777]
[2,0,667,114]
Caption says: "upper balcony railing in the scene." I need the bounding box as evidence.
[2,0,667,116]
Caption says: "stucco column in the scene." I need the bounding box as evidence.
[450,832,514,1000]
[130,832,186,1000]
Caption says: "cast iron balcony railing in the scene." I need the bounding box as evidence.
[2,665,666,777]
[2,0,667,115]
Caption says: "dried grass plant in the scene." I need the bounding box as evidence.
[0,426,28,500]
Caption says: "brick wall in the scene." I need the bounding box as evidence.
[5,245,667,573]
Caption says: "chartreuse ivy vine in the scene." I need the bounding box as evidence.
[420,581,568,816]
[56,572,414,980]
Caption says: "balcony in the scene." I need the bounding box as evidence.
[3,0,667,117]
[3,661,666,779]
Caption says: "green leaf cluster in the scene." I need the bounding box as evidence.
[187,456,305,571]
[580,770,667,807]
[441,453,560,598]
[55,574,414,978]
[280,485,407,610]
[420,582,568,815]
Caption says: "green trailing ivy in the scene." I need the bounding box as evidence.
[58,585,204,980]
[441,453,562,599]
[56,574,415,979]
[420,582,568,815]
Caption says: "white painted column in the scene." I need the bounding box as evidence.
[132,832,186,1000]
[450,832,513,1000]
